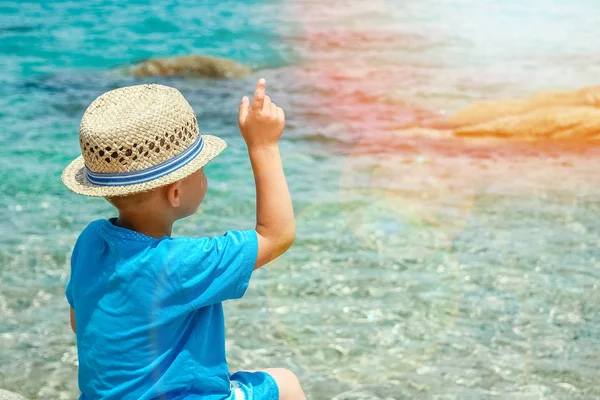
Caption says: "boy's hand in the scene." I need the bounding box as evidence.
[238,79,295,269]
[238,78,285,148]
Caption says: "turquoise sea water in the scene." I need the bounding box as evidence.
[1,0,600,399]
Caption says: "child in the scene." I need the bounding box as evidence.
[62,79,306,400]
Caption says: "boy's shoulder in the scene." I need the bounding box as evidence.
[74,218,104,237]
[84,218,107,232]
[76,219,107,241]
[73,222,256,266]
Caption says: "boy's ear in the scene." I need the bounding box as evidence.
[166,181,181,208]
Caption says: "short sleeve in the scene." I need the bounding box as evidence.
[171,230,258,310]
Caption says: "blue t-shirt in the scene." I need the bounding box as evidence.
[66,219,258,400]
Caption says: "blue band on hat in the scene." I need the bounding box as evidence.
[86,136,204,186]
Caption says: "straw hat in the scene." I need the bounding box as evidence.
[62,84,226,197]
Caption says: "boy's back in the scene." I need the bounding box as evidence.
[68,219,257,399]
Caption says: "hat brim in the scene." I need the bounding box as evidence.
[61,135,227,197]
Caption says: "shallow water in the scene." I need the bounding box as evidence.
[1,0,599,399]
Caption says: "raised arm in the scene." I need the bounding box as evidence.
[238,79,295,269]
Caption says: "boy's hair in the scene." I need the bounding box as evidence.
[106,190,153,210]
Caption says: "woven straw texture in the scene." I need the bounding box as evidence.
[61,84,226,197]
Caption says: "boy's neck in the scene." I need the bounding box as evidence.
[114,214,174,238]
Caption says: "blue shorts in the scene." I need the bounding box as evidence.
[228,371,279,400]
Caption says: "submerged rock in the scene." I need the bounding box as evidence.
[407,86,600,142]
[0,389,29,400]
[449,86,600,127]
[454,106,600,140]
[127,55,252,79]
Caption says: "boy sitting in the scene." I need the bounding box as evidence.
[62,79,305,400]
